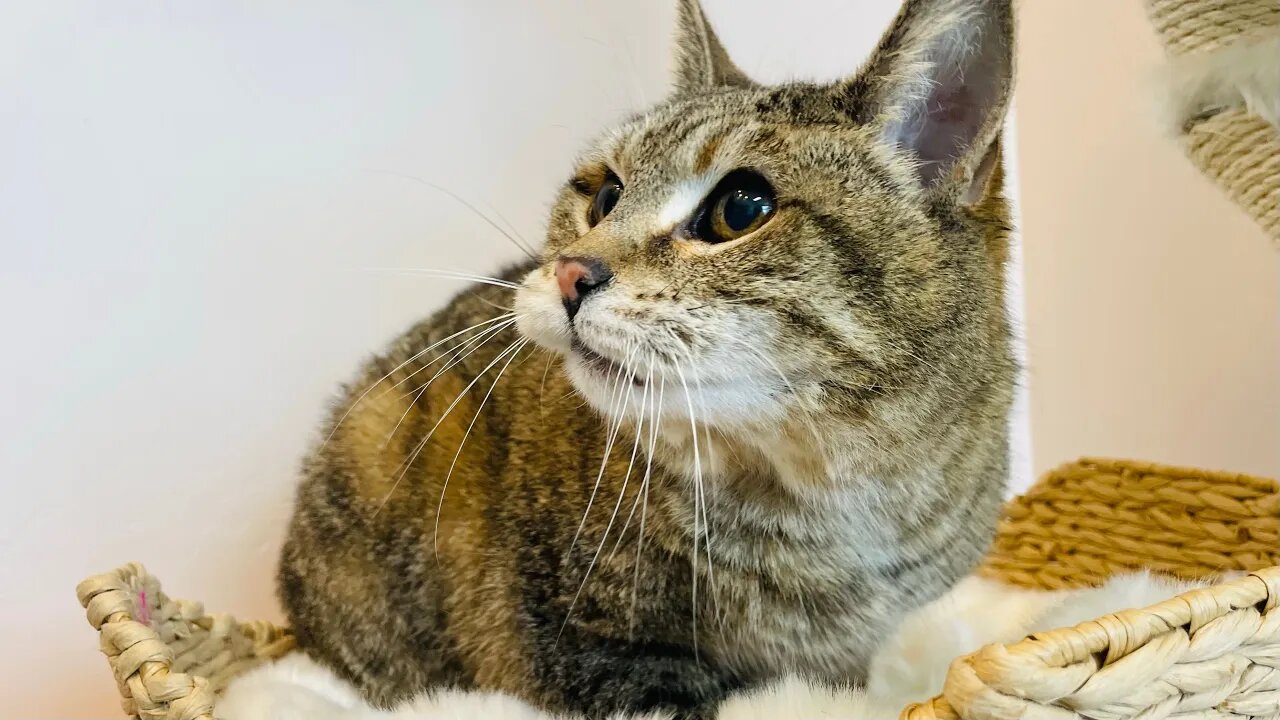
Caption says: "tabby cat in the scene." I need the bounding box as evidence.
[279,0,1017,717]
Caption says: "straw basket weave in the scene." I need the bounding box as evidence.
[77,458,1279,720]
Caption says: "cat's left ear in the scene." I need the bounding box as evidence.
[833,0,1015,204]
[671,0,755,93]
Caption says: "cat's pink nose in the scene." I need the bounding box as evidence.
[554,257,613,320]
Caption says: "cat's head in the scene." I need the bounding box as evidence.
[517,0,1016,466]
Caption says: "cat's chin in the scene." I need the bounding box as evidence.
[562,347,788,429]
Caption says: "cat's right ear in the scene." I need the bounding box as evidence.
[832,0,1015,203]
[671,0,755,94]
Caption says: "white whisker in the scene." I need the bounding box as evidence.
[386,317,518,399]
[724,335,797,397]
[360,170,539,259]
[682,350,722,631]
[609,353,657,559]
[607,370,650,553]
[368,267,522,290]
[538,350,556,419]
[673,357,703,661]
[558,340,645,645]
[433,337,529,559]
[568,340,639,553]
[382,318,518,446]
[629,360,661,640]
[322,312,516,447]
[373,336,526,518]
[477,198,535,256]
[470,292,517,314]
[556,356,645,647]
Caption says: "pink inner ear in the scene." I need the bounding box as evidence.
[881,9,1010,193]
[930,85,978,125]
[911,75,991,187]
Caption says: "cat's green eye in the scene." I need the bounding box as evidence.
[697,170,776,243]
[589,174,622,226]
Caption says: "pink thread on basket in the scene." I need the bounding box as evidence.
[138,590,151,626]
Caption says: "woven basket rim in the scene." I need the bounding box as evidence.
[902,565,1280,719]
[77,561,294,720]
[991,566,1276,665]
[1044,457,1278,494]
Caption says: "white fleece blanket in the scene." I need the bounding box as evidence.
[218,572,1207,720]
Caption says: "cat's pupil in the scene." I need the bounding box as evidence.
[697,169,776,242]
[722,190,771,232]
[591,178,622,225]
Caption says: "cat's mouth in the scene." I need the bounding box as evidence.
[570,341,647,387]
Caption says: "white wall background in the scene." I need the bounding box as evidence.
[0,2,1032,717]
[1015,0,1280,479]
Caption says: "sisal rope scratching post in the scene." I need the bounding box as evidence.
[1146,0,1279,55]
[1145,0,1280,245]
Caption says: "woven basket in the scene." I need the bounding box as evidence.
[907,458,1280,720]
[77,567,294,720]
[77,458,1279,720]
[1144,0,1280,245]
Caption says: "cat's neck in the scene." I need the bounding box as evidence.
[649,417,944,540]
[640,422,938,589]
[651,413,942,500]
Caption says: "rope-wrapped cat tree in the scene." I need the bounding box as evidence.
[1145,0,1280,244]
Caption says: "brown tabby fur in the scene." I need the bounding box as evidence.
[279,0,1018,717]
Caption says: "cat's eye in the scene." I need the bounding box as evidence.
[695,170,776,243]
[589,174,623,226]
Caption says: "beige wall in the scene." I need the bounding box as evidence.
[1016,0,1280,478]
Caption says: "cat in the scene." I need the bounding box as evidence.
[278,1,1017,718]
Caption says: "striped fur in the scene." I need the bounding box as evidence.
[280,1,1017,718]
